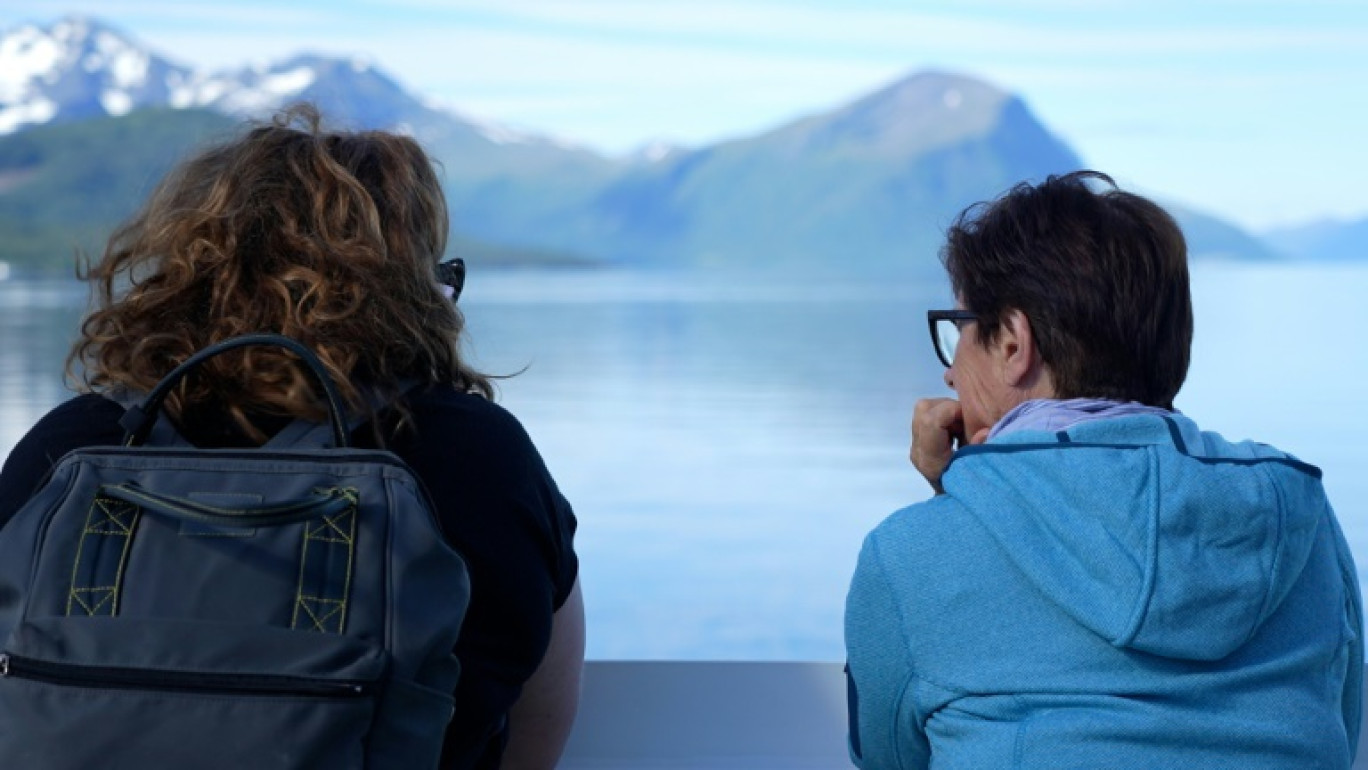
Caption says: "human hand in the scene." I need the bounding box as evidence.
[910,398,988,494]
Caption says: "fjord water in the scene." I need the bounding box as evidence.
[2,261,1366,660]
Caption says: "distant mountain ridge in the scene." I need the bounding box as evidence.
[0,15,1293,274]
[571,72,1085,271]
[1263,217,1368,261]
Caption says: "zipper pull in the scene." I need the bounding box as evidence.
[0,654,10,677]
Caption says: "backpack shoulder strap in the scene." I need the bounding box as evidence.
[119,334,349,449]
[103,388,194,448]
[261,378,425,450]
[260,417,339,451]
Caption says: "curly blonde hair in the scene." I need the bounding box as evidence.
[70,105,492,442]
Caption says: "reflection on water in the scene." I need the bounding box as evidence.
[0,280,88,455]
[2,263,1366,660]
[460,271,947,659]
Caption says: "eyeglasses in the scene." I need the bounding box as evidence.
[435,258,465,303]
[927,309,977,368]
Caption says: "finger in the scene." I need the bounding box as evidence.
[913,398,961,435]
[910,398,963,493]
[918,401,963,448]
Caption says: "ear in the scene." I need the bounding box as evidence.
[992,309,1042,388]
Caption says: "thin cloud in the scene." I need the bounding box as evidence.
[360,0,1368,58]
[0,1,324,28]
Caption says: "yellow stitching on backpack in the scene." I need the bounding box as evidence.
[310,512,354,541]
[291,488,359,633]
[84,497,137,535]
[66,496,99,616]
[291,520,312,630]
[296,596,346,632]
[67,494,141,617]
[69,586,116,615]
[337,503,357,632]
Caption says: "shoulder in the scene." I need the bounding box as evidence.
[396,385,544,472]
[404,384,531,435]
[6,393,125,462]
[0,393,124,525]
[389,383,571,528]
[392,384,579,603]
[854,497,967,597]
[33,392,124,429]
[865,495,969,557]
[855,494,1010,615]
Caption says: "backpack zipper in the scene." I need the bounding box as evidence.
[0,653,373,699]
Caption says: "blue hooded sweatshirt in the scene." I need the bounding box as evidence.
[845,413,1363,769]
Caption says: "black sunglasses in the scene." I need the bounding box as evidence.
[927,309,977,368]
[435,258,465,303]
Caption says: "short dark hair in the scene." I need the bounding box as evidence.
[942,170,1192,409]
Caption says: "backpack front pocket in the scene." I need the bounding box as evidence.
[0,618,388,770]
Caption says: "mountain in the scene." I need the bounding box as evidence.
[0,108,236,268]
[0,107,597,273]
[0,16,1282,275]
[1165,205,1283,261]
[0,16,445,134]
[0,16,625,272]
[0,16,613,165]
[1262,217,1368,261]
[577,72,1082,271]
[184,54,440,128]
[0,16,190,132]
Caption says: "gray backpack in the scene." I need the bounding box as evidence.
[0,334,469,769]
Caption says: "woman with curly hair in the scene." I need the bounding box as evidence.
[0,106,583,770]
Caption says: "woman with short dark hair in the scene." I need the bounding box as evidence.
[0,106,584,769]
[845,171,1362,768]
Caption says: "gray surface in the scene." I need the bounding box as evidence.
[562,661,1368,769]
[1360,690,1368,770]
[561,661,849,769]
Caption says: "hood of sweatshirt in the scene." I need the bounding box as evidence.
[940,413,1329,661]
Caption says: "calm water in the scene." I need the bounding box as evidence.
[2,262,1366,660]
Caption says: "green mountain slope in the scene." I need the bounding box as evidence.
[0,109,238,272]
[0,109,597,274]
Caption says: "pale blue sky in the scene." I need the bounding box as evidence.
[3,0,1366,230]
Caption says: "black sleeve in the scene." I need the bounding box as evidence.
[380,388,579,769]
[394,390,578,612]
[0,395,126,530]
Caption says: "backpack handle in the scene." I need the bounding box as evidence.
[118,334,350,448]
[101,482,355,528]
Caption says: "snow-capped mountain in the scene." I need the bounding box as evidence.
[0,15,536,145]
[0,16,190,133]
[181,53,453,133]
[626,139,687,164]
